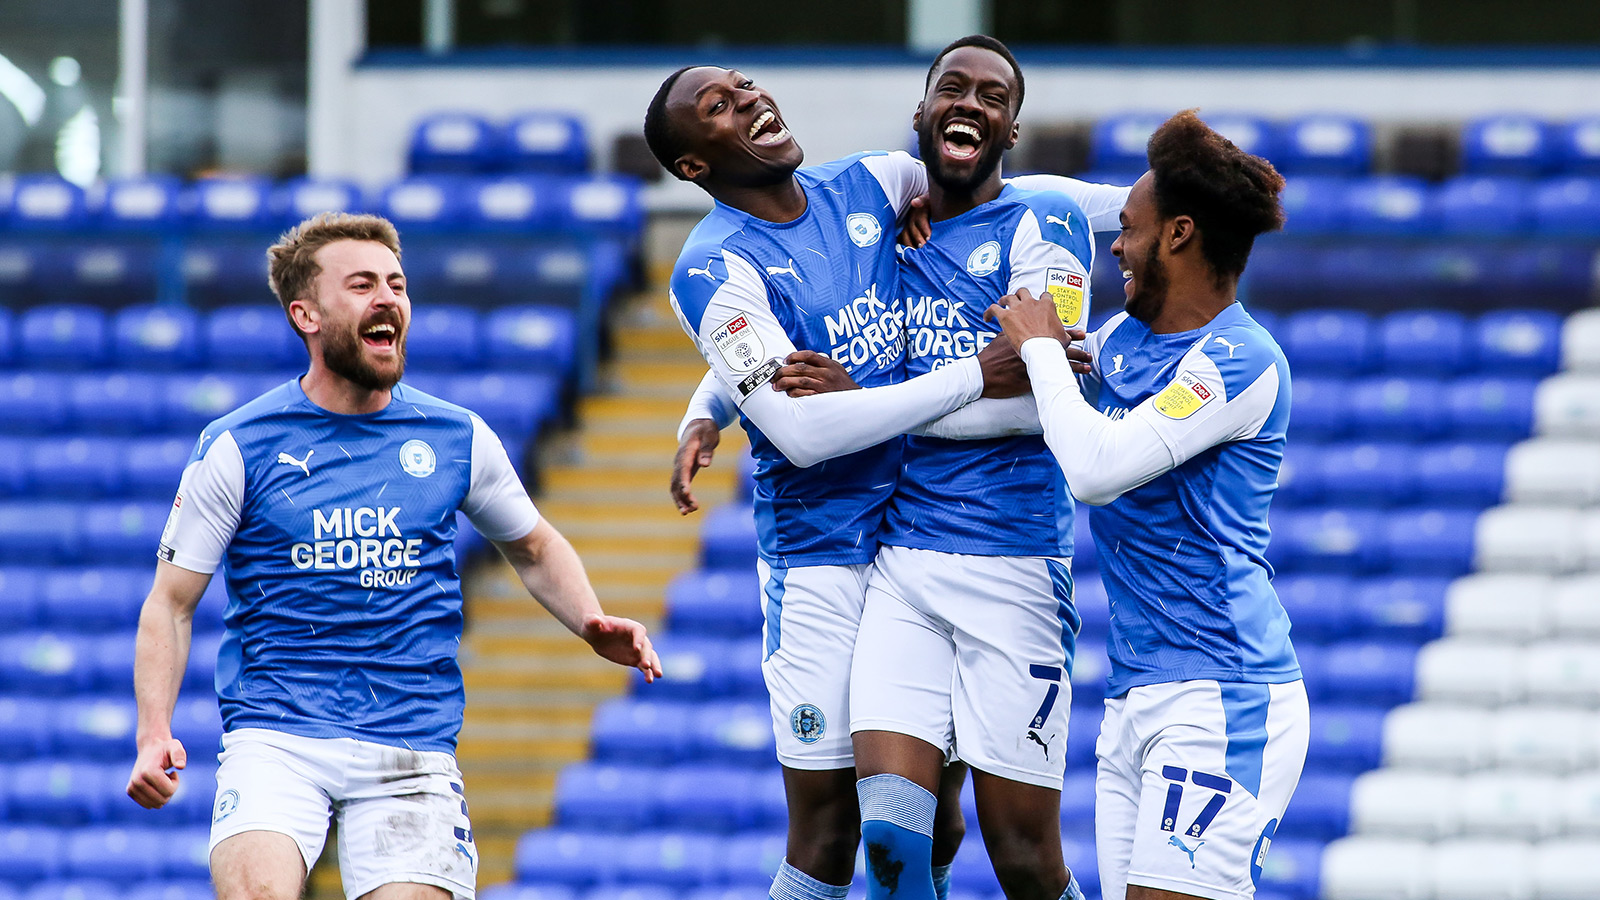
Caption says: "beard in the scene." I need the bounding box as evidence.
[917,123,1007,194]
[322,318,406,392]
[1125,240,1170,324]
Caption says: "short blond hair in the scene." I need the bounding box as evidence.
[266,213,403,333]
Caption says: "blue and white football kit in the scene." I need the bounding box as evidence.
[848,186,1095,791]
[1019,304,1308,900]
[159,379,540,899]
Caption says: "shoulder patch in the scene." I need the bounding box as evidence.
[1153,370,1219,420]
[1043,268,1086,327]
[710,313,767,373]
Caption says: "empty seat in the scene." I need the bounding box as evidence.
[1415,639,1523,706]
[1282,310,1374,376]
[114,763,216,825]
[692,701,774,765]
[1378,309,1470,374]
[41,567,147,631]
[1090,113,1166,171]
[1383,509,1476,577]
[700,504,757,571]
[441,373,559,438]
[186,178,273,230]
[1521,641,1600,706]
[1550,575,1600,637]
[1204,114,1278,161]
[161,826,214,880]
[10,176,89,229]
[466,177,558,231]
[1506,439,1600,506]
[406,305,482,370]
[1319,642,1416,706]
[19,306,108,369]
[0,503,78,561]
[1444,377,1537,440]
[1307,705,1387,772]
[0,373,70,434]
[1458,771,1562,839]
[1280,773,1353,840]
[162,373,275,432]
[1413,442,1507,506]
[1447,574,1552,641]
[1534,839,1600,900]
[113,306,202,369]
[1475,505,1584,573]
[1474,309,1563,376]
[1490,707,1597,772]
[506,113,589,174]
[657,765,758,831]
[1349,577,1446,642]
[1349,769,1461,838]
[1536,375,1600,439]
[0,696,53,757]
[1286,376,1350,440]
[1435,176,1532,236]
[1463,115,1554,176]
[1318,443,1413,505]
[409,113,501,174]
[80,502,169,563]
[719,831,788,886]
[1383,703,1494,771]
[1257,838,1324,900]
[552,763,658,829]
[1561,308,1600,373]
[124,437,193,498]
[1279,115,1371,175]
[0,632,90,694]
[479,886,578,900]
[1272,509,1384,574]
[168,697,223,754]
[100,177,182,231]
[1279,175,1347,234]
[1428,838,1535,900]
[0,824,64,880]
[1349,378,1445,440]
[204,306,302,371]
[590,700,697,763]
[70,374,165,433]
[664,569,761,637]
[1344,177,1436,235]
[641,636,761,700]
[64,826,164,879]
[584,886,677,900]
[1275,442,1325,505]
[514,830,620,886]
[1318,836,1432,900]
[1533,175,1600,237]
[29,438,124,497]
[378,178,464,232]
[484,306,578,373]
[271,177,363,223]
[54,697,137,759]
[21,882,121,900]
[10,761,109,824]
[122,882,216,900]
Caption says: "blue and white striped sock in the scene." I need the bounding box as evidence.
[858,773,938,900]
[1061,871,1087,900]
[931,862,953,900]
[770,859,850,900]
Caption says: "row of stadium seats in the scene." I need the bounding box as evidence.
[410,112,590,175]
[0,880,213,900]
[1,632,220,693]
[0,174,642,235]
[1269,307,1563,376]
[1088,112,1600,176]
[0,826,210,881]
[0,567,222,629]
[1319,837,1600,900]
[1272,174,1600,237]
[0,700,219,769]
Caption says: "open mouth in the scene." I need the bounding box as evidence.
[1120,266,1135,297]
[748,110,790,146]
[361,321,399,351]
[941,120,984,162]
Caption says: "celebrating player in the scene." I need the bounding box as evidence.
[987,111,1306,900]
[126,213,661,900]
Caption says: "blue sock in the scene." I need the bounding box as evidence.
[931,862,953,900]
[770,859,850,900]
[858,773,938,900]
[1061,871,1087,900]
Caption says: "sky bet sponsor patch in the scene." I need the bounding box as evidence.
[1043,268,1085,327]
[1154,370,1217,419]
[712,314,765,373]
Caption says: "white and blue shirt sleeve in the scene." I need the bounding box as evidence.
[158,431,245,575]
[460,415,541,542]
[1002,174,1134,232]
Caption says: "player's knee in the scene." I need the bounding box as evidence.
[931,808,966,863]
[984,829,1064,893]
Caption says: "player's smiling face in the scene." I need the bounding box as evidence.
[1111,173,1171,324]
[667,67,803,187]
[296,239,410,392]
[915,47,1018,193]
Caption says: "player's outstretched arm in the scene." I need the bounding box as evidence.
[494,520,663,682]
[128,560,211,809]
[671,370,738,515]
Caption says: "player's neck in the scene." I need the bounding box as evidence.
[708,177,808,224]
[927,172,1003,222]
[299,364,393,415]
[1147,269,1238,334]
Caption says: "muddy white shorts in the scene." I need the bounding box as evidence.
[848,545,1079,789]
[1095,680,1309,900]
[757,560,871,770]
[209,727,477,900]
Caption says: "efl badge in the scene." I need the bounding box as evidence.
[712,314,765,374]
[1153,370,1217,419]
[1043,268,1085,327]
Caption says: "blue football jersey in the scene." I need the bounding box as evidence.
[669,151,926,567]
[159,379,538,752]
[884,186,1094,557]
[1082,304,1300,694]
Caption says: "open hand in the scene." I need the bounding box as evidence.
[671,418,721,515]
[772,350,860,397]
[582,614,663,682]
[127,737,187,809]
[986,288,1072,356]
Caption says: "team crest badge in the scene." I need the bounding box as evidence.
[791,704,826,743]
[214,789,239,823]
[966,241,1002,277]
[847,213,882,248]
[399,439,437,477]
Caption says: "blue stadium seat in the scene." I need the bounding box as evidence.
[124,437,194,498]
[1070,641,1109,708]
[1413,442,1507,506]
[658,765,758,831]
[1073,576,1109,641]
[1284,379,1354,438]
[0,696,54,756]
[442,373,559,438]
[162,373,271,433]
[378,178,466,232]
[8,176,89,230]
[692,701,774,766]
[514,829,622,886]
[1277,176,1348,235]
[1474,309,1562,376]
[0,824,64,880]
[53,698,137,760]
[1257,838,1324,900]
[100,177,183,231]
[1090,113,1166,171]
[183,632,221,692]
[90,633,136,692]
[1317,642,1416,706]
[161,827,213,880]
[18,305,108,369]
[0,503,79,561]
[479,885,579,900]
[22,883,121,900]
[552,763,658,829]
[1274,575,1353,642]
[1462,115,1555,176]
[1066,705,1100,768]
[29,438,124,497]
[1378,310,1469,375]
[67,243,162,306]
[70,374,165,433]
[1281,310,1374,376]
[169,697,223,757]
[1350,577,1447,643]
[466,177,559,231]
[719,832,788,886]
[1202,114,1277,161]
[1317,443,1415,506]
[123,881,216,900]
[185,178,273,230]
[410,113,502,174]
[80,502,169,564]
[1270,509,1384,575]
[1278,115,1371,175]
[617,832,722,888]
[590,700,697,763]
[406,305,482,370]
[1532,175,1600,236]
[1058,771,1096,837]
[10,761,109,824]
[0,566,43,628]
[1305,705,1386,772]
[1435,176,1532,236]
[584,885,678,900]
[1348,378,1445,440]
[271,178,363,224]
[700,504,757,571]
[0,306,13,366]
[749,769,786,827]
[180,236,274,307]
[948,836,1003,896]
[505,113,589,174]
[1343,177,1435,235]
[1275,443,1324,506]
[1383,508,1477,577]
[0,632,89,694]
[204,306,302,371]
[113,306,203,369]
[564,178,644,235]
[1556,117,1600,174]
[405,243,513,306]
[41,567,147,631]
[484,306,578,374]
[193,579,227,633]
[641,636,743,700]
[1443,377,1537,440]
[0,438,29,495]
[664,569,761,637]
[65,826,164,879]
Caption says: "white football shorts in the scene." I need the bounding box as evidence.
[209,727,477,900]
[1095,679,1309,900]
[848,545,1078,789]
[757,560,871,769]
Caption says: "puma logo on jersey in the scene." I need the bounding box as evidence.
[1169,835,1205,868]
[1108,354,1127,375]
[1214,336,1244,358]
[765,259,803,282]
[1045,213,1074,233]
[686,260,715,280]
[277,449,313,476]
[1026,730,1053,760]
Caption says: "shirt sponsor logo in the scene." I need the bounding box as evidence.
[847,213,882,248]
[291,506,424,588]
[904,294,995,364]
[737,357,783,398]
[966,240,1003,277]
[399,439,436,478]
[711,314,766,374]
[821,282,905,369]
[1153,370,1217,419]
[1043,268,1085,327]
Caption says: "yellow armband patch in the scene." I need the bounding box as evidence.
[1044,268,1085,327]
[1153,370,1217,419]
